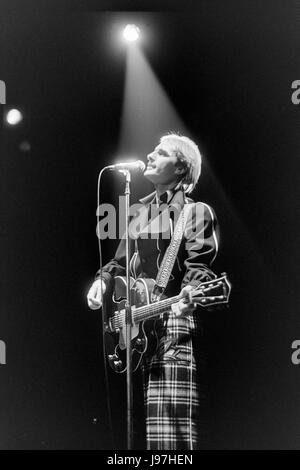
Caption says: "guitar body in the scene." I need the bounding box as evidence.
[104,276,157,373]
[103,273,231,373]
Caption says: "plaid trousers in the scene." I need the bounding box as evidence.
[141,309,208,450]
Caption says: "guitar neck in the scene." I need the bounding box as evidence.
[133,293,182,323]
[110,274,230,331]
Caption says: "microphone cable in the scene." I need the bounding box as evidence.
[96,167,115,449]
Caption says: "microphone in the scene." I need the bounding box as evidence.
[106,160,146,173]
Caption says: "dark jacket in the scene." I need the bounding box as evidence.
[96,188,219,297]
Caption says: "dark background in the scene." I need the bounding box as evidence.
[0,0,300,449]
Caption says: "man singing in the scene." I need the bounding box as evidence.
[87,133,219,450]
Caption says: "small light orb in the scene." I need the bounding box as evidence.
[123,24,140,42]
[6,108,23,125]
[19,140,31,153]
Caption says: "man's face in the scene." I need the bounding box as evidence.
[144,141,181,186]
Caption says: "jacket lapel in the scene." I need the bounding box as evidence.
[134,189,187,238]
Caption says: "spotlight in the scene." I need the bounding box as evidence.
[6,108,23,125]
[123,24,140,42]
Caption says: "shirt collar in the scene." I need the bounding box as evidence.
[155,189,175,205]
[139,184,188,209]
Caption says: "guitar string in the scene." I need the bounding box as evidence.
[112,295,181,329]
[112,290,223,329]
[111,281,224,330]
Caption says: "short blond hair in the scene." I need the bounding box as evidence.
[160,133,202,194]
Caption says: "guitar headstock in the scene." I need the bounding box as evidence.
[191,273,232,307]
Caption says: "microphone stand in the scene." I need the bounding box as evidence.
[120,169,134,450]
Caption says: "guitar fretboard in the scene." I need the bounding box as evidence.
[111,293,182,331]
[109,275,229,332]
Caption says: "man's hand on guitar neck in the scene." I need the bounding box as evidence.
[171,285,197,317]
[87,279,106,310]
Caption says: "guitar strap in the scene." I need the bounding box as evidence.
[151,202,193,302]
